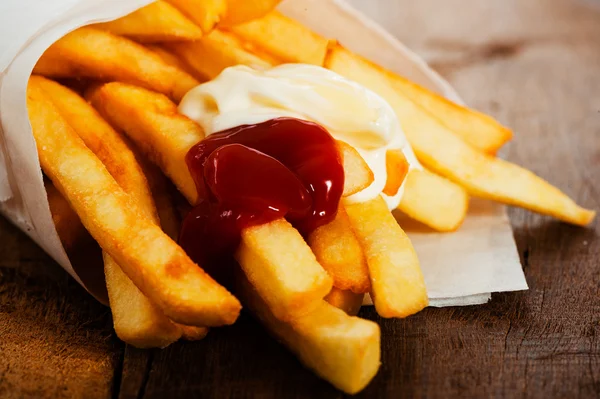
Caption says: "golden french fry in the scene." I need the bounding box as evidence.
[143,162,182,241]
[235,272,380,394]
[226,10,332,65]
[45,181,87,250]
[236,219,333,320]
[345,196,428,318]
[87,82,332,320]
[324,287,364,316]
[146,44,206,82]
[398,169,469,232]
[383,149,409,197]
[94,1,203,43]
[307,205,370,293]
[336,141,374,197]
[166,0,227,33]
[86,82,202,204]
[28,77,240,327]
[391,77,512,154]
[34,27,199,102]
[220,0,281,27]
[326,45,595,226]
[168,29,275,81]
[35,76,184,346]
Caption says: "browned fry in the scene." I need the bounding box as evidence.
[326,45,595,226]
[94,1,203,43]
[307,205,370,293]
[345,196,428,318]
[166,0,227,33]
[143,162,182,241]
[225,10,332,65]
[87,82,332,321]
[398,169,469,232]
[324,287,364,316]
[45,181,87,250]
[34,27,199,102]
[234,271,380,394]
[28,77,240,327]
[167,29,275,81]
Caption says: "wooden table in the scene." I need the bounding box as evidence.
[1,0,599,397]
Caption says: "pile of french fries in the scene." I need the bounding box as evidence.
[26,0,594,394]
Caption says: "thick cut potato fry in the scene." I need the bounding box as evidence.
[324,287,364,316]
[168,29,274,81]
[45,181,87,250]
[337,141,374,197]
[87,82,332,321]
[34,27,199,102]
[35,76,184,346]
[28,79,240,327]
[307,205,370,293]
[391,77,512,154]
[236,219,333,320]
[235,273,379,394]
[94,1,202,43]
[220,0,281,27]
[226,10,331,65]
[166,0,227,33]
[326,46,595,226]
[398,169,469,232]
[384,149,409,197]
[143,162,182,241]
[146,44,206,82]
[345,196,428,318]
[86,82,202,204]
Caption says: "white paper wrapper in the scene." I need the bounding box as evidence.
[0,0,527,305]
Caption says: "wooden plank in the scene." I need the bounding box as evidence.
[0,217,122,399]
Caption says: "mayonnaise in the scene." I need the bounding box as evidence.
[178,64,421,210]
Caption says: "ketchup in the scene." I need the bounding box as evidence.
[179,117,344,275]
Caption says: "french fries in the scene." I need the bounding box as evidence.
[234,272,380,394]
[345,196,428,318]
[35,76,186,347]
[168,29,275,81]
[25,3,597,393]
[307,205,370,293]
[225,10,331,65]
[166,0,227,33]
[28,77,240,327]
[86,82,202,203]
[398,169,469,232]
[326,45,595,226]
[94,1,203,43]
[324,287,365,317]
[34,27,199,102]
[391,77,512,154]
[237,219,332,320]
[86,82,333,321]
[220,0,282,27]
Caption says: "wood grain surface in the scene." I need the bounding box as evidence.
[1,0,599,398]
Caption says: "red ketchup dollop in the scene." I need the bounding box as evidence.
[179,117,344,278]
